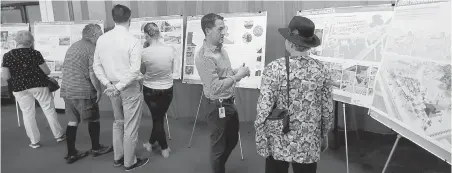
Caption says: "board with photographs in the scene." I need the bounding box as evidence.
[130,15,184,79]
[34,20,104,73]
[1,23,30,87]
[1,23,30,64]
[183,12,267,89]
[297,5,394,107]
[370,0,451,163]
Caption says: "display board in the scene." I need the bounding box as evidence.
[34,20,104,109]
[130,15,184,79]
[1,23,30,87]
[183,12,268,89]
[297,5,394,107]
[34,20,104,72]
[370,0,451,163]
[1,23,30,60]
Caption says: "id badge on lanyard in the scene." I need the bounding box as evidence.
[219,99,225,118]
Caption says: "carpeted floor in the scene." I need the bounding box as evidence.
[1,104,450,173]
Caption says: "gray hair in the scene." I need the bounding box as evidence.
[82,24,102,40]
[15,30,34,47]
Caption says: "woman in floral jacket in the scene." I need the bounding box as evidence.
[254,16,334,173]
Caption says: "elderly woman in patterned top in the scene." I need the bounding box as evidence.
[1,31,66,149]
[254,16,334,173]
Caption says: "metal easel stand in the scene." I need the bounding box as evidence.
[342,103,350,173]
[187,91,244,160]
[166,88,184,140]
[382,134,402,173]
[332,102,360,149]
[15,101,21,127]
[165,113,171,140]
[165,91,178,140]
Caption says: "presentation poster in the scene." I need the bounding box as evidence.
[1,23,30,86]
[371,0,451,158]
[183,12,267,89]
[298,5,394,107]
[1,23,30,61]
[34,20,104,72]
[130,15,184,79]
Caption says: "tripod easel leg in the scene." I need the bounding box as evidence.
[238,132,244,160]
[16,101,20,128]
[342,103,349,173]
[166,113,171,140]
[188,92,203,148]
[382,134,402,173]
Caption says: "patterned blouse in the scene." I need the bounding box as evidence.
[1,48,48,92]
[254,55,334,163]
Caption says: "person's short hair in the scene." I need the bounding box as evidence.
[143,22,160,38]
[82,24,102,40]
[201,13,224,35]
[15,30,34,47]
[111,4,131,23]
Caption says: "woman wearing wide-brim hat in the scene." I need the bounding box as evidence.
[254,16,334,173]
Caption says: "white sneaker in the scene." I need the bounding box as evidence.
[143,142,152,152]
[56,134,67,143]
[161,148,171,158]
[29,143,41,149]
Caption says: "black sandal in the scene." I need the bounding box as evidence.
[64,150,90,164]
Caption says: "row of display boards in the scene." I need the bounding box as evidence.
[1,0,450,166]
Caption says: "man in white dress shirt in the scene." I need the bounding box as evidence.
[93,4,149,171]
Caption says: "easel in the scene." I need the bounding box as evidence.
[187,91,245,160]
[15,101,20,127]
[342,103,350,173]
[381,134,402,173]
[165,113,172,140]
[331,101,361,173]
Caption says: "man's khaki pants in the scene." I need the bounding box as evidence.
[109,81,144,167]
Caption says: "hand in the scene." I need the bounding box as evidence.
[104,89,119,97]
[321,135,329,152]
[236,66,250,79]
[104,85,119,97]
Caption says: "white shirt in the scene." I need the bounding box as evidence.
[142,44,175,89]
[93,25,142,91]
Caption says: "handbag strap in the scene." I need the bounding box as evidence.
[285,56,290,110]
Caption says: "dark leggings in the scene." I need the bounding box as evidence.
[143,86,173,150]
[265,156,317,173]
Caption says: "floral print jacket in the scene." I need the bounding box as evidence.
[254,56,334,163]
